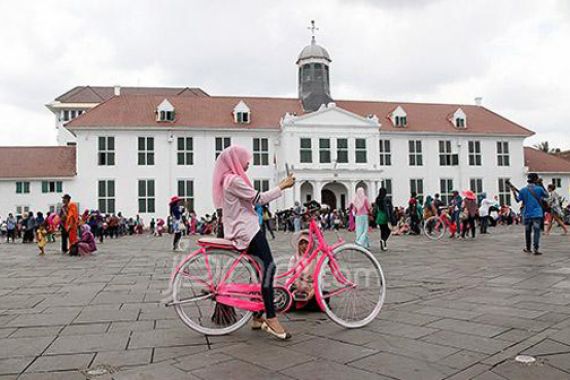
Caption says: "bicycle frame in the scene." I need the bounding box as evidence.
[169,215,354,313]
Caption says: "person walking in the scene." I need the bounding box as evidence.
[62,194,79,255]
[545,184,568,235]
[461,190,478,239]
[6,213,16,243]
[512,173,547,255]
[374,188,394,251]
[261,205,275,239]
[450,191,463,236]
[292,202,302,232]
[212,145,295,340]
[170,196,184,251]
[352,187,371,248]
[478,193,494,234]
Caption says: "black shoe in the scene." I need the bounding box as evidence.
[523,248,532,254]
[380,241,386,251]
[533,249,542,256]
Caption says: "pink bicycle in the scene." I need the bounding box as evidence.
[167,201,386,335]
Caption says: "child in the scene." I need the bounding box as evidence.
[288,232,319,311]
[212,145,294,340]
[36,222,48,256]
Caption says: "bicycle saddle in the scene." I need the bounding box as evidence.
[197,237,238,250]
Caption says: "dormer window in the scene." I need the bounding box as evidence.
[395,115,407,127]
[156,99,175,122]
[389,106,407,128]
[452,108,467,129]
[233,100,251,124]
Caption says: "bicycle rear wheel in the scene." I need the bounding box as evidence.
[424,216,446,240]
[172,250,258,336]
[316,244,385,328]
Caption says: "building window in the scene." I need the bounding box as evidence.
[380,179,392,200]
[177,137,193,165]
[98,180,115,214]
[440,178,454,205]
[236,111,250,124]
[253,138,269,166]
[138,180,155,213]
[16,181,30,194]
[470,178,483,197]
[408,140,423,166]
[498,178,511,206]
[552,178,562,188]
[98,136,115,166]
[137,137,154,166]
[16,206,30,215]
[48,204,62,214]
[215,137,231,159]
[439,140,458,166]
[468,141,482,166]
[319,138,331,163]
[456,118,465,128]
[410,179,424,203]
[41,181,63,193]
[177,180,194,211]
[378,139,391,166]
[300,138,312,163]
[336,138,348,163]
[158,110,175,122]
[395,115,407,127]
[254,180,270,192]
[497,141,510,166]
[355,138,367,163]
[61,110,83,122]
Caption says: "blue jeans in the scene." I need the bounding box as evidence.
[524,217,542,251]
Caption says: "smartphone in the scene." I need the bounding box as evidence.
[285,163,291,177]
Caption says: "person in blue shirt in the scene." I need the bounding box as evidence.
[513,173,547,255]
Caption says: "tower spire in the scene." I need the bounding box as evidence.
[307,20,319,44]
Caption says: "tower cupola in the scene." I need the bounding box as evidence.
[297,20,332,112]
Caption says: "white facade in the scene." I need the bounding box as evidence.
[0,178,74,216]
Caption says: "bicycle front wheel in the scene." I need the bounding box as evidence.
[424,216,446,240]
[172,250,257,336]
[316,244,386,328]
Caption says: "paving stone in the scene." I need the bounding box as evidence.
[46,333,130,355]
[17,371,85,380]
[9,326,62,338]
[5,312,76,328]
[289,336,377,364]
[364,319,438,339]
[59,323,110,336]
[494,328,536,343]
[378,310,442,326]
[283,359,390,380]
[152,345,209,363]
[0,357,35,375]
[0,336,54,359]
[191,359,291,380]
[415,306,483,321]
[522,339,570,356]
[422,330,511,355]
[425,318,509,337]
[113,363,197,380]
[25,353,94,373]
[73,309,139,324]
[350,351,456,380]
[220,342,314,371]
[92,349,152,368]
[543,352,570,373]
[365,335,459,362]
[172,351,234,371]
[491,359,570,380]
[107,320,154,333]
[0,330,16,339]
[437,350,488,370]
[128,329,206,349]
[473,313,551,332]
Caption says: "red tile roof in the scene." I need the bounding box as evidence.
[55,86,208,103]
[66,94,534,137]
[0,146,76,179]
[524,147,570,173]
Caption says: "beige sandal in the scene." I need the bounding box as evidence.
[261,321,292,340]
[251,318,265,330]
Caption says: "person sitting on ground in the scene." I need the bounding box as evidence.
[77,224,97,256]
[288,232,321,311]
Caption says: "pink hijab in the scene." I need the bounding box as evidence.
[352,187,368,210]
[212,145,253,208]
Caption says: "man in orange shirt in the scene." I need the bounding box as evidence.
[62,194,79,255]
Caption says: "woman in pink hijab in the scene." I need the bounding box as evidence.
[352,187,371,248]
[212,145,295,340]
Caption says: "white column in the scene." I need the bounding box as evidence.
[347,181,356,205]
[293,181,301,204]
[314,181,323,203]
[368,180,377,200]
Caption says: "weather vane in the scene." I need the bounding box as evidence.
[307,20,319,42]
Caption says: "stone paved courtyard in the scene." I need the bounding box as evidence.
[1,226,570,380]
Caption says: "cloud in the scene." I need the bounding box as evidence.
[0,0,568,149]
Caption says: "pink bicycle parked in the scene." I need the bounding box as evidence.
[167,201,386,335]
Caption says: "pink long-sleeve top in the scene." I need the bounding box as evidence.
[223,176,282,250]
[353,200,371,216]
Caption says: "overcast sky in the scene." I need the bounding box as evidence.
[0,0,569,148]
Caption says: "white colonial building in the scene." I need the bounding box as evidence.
[3,35,564,219]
